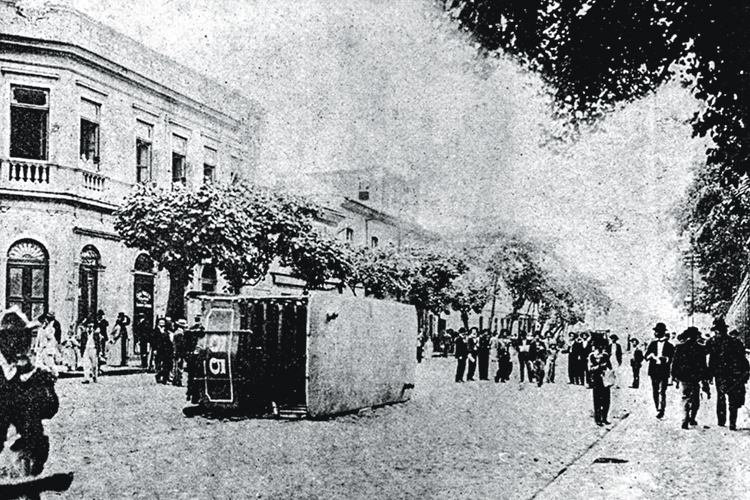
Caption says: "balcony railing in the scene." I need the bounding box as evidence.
[7,160,49,184]
[0,158,133,207]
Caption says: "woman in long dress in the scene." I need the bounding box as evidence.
[34,314,59,375]
[107,312,131,367]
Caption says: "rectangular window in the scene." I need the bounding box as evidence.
[10,86,49,160]
[172,134,187,184]
[80,99,100,164]
[203,146,217,183]
[345,228,354,242]
[136,121,153,183]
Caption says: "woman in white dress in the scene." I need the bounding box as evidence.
[34,314,59,375]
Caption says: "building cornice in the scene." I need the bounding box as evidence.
[73,226,121,241]
[0,37,245,133]
[0,189,118,214]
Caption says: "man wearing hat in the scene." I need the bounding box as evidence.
[645,322,675,419]
[706,318,749,429]
[46,312,61,345]
[672,327,711,429]
[0,307,59,476]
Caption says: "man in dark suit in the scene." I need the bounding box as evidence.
[454,329,468,383]
[672,327,711,429]
[707,318,749,429]
[629,338,644,389]
[645,322,675,419]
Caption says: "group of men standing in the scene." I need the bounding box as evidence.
[454,328,557,386]
[567,332,624,387]
[648,318,749,430]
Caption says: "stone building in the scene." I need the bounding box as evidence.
[0,1,260,351]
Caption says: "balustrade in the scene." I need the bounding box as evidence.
[5,159,50,184]
[82,170,106,192]
[0,159,128,205]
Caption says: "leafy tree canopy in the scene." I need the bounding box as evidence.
[440,1,749,181]
[115,181,345,317]
[441,0,749,316]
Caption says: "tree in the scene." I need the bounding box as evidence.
[486,236,548,333]
[115,183,254,319]
[448,271,493,330]
[280,231,353,291]
[440,1,750,179]
[677,165,750,315]
[440,0,748,317]
[348,245,413,300]
[115,181,349,318]
[218,182,322,292]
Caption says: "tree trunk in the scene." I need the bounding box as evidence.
[416,307,426,338]
[460,310,469,331]
[166,267,190,320]
[488,275,499,334]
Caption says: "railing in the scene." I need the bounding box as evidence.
[82,170,106,192]
[7,160,49,184]
[0,158,134,207]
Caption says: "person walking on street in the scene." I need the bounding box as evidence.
[645,322,674,419]
[496,332,513,382]
[152,317,173,384]
[478,329,491,381]
[588,335,613,426]
[569,333,586,385]
[454,328,468,383]
[671,327,711,429]
[466,327,478,381]
[609,335,623,368]
[95,310,109,367]
[490,331,500,382]
[529,333,548,387]
[629,338,644,389]
[78,317,99,384]
[707,318,750,430]
[567,333,578,384]
[46,312,62,346]
[108,312,130,367]
[171,319,187,386]
[516,332,532,383]
[60,322,79,372]
[34,314,59,375]
[581,332,593,387]
[546,337,558,383]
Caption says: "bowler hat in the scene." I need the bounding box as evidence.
[679,326,701,341]
[711,318,728,333]
[653,322,667,333]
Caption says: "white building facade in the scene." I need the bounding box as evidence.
[0,2,259,346]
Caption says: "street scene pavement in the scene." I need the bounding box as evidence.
[36,350,750,499]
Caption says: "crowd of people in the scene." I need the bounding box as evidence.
[443,317,750,430]
[27,309,202,388]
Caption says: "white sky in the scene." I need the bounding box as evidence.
[64,0,710,332]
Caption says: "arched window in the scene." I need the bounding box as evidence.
[133,253,155,351]
[7,239,48,321]
[201,265,217,292]
[78,245,101,321]
[134,253,154,273]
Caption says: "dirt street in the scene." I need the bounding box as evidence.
[36,353,750,499]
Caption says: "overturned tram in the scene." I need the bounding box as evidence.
[186,292,417,418]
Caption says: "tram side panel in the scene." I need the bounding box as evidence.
[306,293,417,418]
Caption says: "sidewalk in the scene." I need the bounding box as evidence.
[57,364,148,379]
[534,381,750,500]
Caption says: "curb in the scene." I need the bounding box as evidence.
[58,367,148,379]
